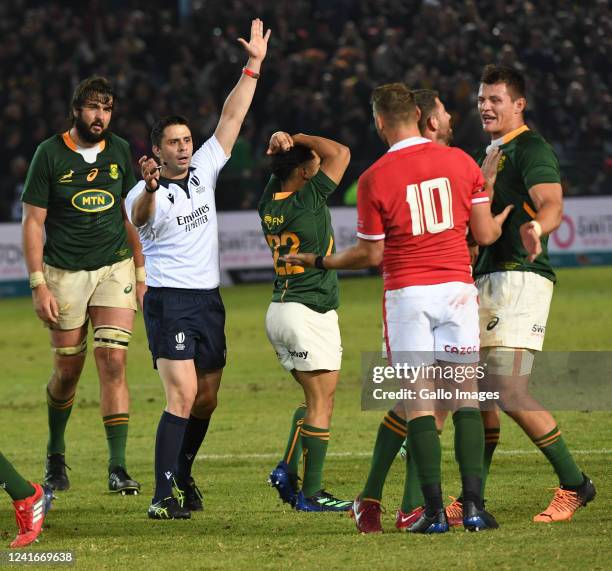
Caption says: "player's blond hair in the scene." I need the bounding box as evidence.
[371,83,417,127]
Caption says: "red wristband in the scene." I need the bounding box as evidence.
[242,67,260,79]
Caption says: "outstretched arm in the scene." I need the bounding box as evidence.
[283,238,384,270]
[214,18,271,155]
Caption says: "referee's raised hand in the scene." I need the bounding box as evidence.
[139,155,160,192]
[237,18,271,61]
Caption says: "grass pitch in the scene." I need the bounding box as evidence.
[0,267,611,569]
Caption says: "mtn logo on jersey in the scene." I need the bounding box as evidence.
[175,331,186,351]
[264,214,284,230]
[71,189,115,212]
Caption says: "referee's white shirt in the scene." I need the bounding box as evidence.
[125,135,229,289]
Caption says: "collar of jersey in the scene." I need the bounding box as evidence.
[387,136,431,153]
[487,124,529,152]
[61,131,106,154]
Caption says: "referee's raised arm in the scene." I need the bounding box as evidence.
[214,18,271,156]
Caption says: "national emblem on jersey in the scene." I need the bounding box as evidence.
[109,164,119,179]
[497,155,506,172]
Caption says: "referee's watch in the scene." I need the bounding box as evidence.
[145,184,157,194]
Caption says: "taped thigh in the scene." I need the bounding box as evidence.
[482,347,535,376]
[93,325,132,350]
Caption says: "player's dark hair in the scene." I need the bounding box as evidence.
[70,76,115,122]
[150,115,190,147]
[370,83,417,126]
[270,144,315,182]
[412,89,439,133]
[480,65,526,100]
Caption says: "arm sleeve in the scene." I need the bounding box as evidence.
[466,153,489,205]
[516,139,561,189]
[121,141,137,197]
[299,170,338,210]
[257,175,281,217]
[191,135,231,189]
[21,145,51,208]
[356,173,385,240]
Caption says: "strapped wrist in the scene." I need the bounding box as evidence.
[135,266,146,283]
[530,220,543,237]
[29,271,46,289]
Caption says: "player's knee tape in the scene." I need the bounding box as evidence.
[54,338,87,356]
[481,347,535,376]
[93,325,132,350]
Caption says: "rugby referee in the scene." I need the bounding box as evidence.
[126,18,271,519]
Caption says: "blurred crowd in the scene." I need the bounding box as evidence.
[1,0,611,219]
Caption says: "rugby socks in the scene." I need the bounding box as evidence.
[453,408,485,505]
[282,403,307,475]
[103,413,129,471]
[153,411,188,503]
[177,415,210,481]
[532,426,583,487]
[300,424,329,498]
[400,427,442,513]
[0,453,35,501]
[408,416,442,515]
[481,427,500,496]
[361,410,407,501]
[46,388,75,455]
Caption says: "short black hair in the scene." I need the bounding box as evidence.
[270,144,314,182]
[480,65,526,100]
[70,76,115,121]
[151,115,190,147]
[412,89,439,133]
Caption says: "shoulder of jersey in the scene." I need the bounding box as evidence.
[106,132,131,149]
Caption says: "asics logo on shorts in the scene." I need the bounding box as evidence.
[486,317,500,330]
[289,350,308,359]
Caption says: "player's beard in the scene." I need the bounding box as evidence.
[74,114,109,144]
[443,127,454,146]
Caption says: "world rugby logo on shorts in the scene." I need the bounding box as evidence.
[175,332,186,351]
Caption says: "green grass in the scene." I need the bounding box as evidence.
[1,267,611,569]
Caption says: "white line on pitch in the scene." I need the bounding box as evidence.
[197,449,611,461]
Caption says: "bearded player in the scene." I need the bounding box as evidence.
[22,76,144,495]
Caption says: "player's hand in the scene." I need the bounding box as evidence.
[493,204,514,227]
[469,244,479,266]
[280,253,316,268]
[139,156,160,192]
[520,221,543,262]
[136,281,147,312]
[481,147,502,192]
[266,131,293,155]
[238,18,271,62]
[32,283,59,325]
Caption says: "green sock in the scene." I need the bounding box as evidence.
[482,427,500,497]
[532,426,583,486]
[282,403,307,474]
[0,453,36,501]
[408,416,441,487]
[103,413,129,471]
[453,408,484,478]
[361,410,407,501]
[47,388,75,455]
[300,424,329,497]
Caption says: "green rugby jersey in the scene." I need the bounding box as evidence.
[474,126,560,282]
[22,131,136,271]
[258,170,339,313]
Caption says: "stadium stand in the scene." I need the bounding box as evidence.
[0,0,610,219]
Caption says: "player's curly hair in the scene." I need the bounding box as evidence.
[69,76,115,121]
[370,83,417,127]
[480,65,526,100]
[270,144,315,181]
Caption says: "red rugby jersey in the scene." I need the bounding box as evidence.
[357,138,488,290]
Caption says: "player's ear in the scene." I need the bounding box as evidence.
[515,97,526,115]
[374,113,384,133]
[428,115,439,133]
[152,144,161,159]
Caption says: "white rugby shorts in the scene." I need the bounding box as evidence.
[476,271,553,351]
[383,281,480,366]
[265,302,342,372]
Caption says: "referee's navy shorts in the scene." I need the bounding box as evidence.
[143,286,227,371]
